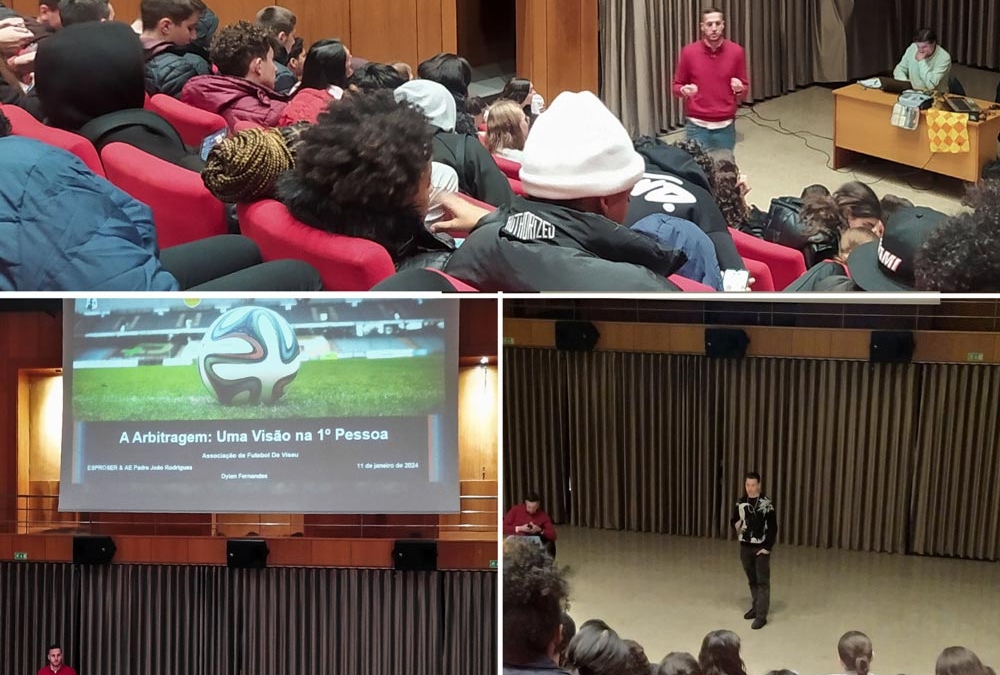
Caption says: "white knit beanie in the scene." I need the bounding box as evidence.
[519,91,645,200]
[394,80,457,132]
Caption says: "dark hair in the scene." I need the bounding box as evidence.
[623,640,651,675]
[709,157,749,228]
[140,0,199,29]
[466,95,486,116]
[764,671,798,675]
[833,181,882,225]
[255,5,296,36]
[346,62,407,93]
[837,631,873,675]
[277,91,434,263]
[211,21,272,78]
[300,38,349,90]
[58,0,111,26]
[500,76,532,105]
[672,139,715,181]
[525,491,540,503]
[936,647,987,675]
[801,194,848,236]
[503,537,569,665]
[915,181,1000,292]
[566,620,633,675]
[557,612,577,667]
[417,52,471,98]
[660,652,703,675]
[46,643,62,654]
[914,27,937,43]
[698,630,747,675]
[880,194,914,221]
[0,110,10,138]
[702,6,724,19]
[288,35,303,60]
[745,472,760,482]
[800,183,830,199]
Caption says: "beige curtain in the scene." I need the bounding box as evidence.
[1,563,496,675]
[506,348,1000,561]
[910,364,1000,560]
[914,0,1000,69]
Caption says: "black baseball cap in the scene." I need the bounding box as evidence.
[847,206,948,291]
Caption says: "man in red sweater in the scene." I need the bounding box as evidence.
[672,6,748,151]
[503,491,557,558]
[38,644,77,675]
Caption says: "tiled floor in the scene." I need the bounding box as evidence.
[557,526,1000,675]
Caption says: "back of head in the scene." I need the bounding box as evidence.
[486,99,526,154]
[660,652,703,675]
[915,181,1000,292]
[391,61,413,80]
[393,79,456,132]
[936,647,986,675]
[709,157,748,228]
[211,20,270,77]
[503,537,569,666]
[839,226,878,261]
[348,62,407,93]
[837,631,873,675]
[518,90,645,203]
[140,0,200,34]
[698,630,746,675]
[672,139,714,181]
[58,0,111,27]
[276,90,434,261]
[800,194,848,236]
[202,127,294,203]
[801,183,831,199]
[880,193,914,221]
[255,5,295,37]
[500,76,531,105]
[36,21,145,130]
[416,52,471,98]
[623,640,651,675]
[299,38,349,90]
[833,181,882,223]
[566,620,632,675]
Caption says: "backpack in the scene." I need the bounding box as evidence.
[79,108,186,154]
[761,196,837,268]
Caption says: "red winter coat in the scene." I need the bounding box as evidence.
[278,88,334,125]
[181,75,289,129]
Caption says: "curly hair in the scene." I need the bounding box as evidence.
[503,538,570,665]
[915,180,1000,291]
[672,139,715,180]
[276,91,434,262]
[800,194,848,236]
[210,21,271,77]
[709,158,749,228]
[486,99,527,154]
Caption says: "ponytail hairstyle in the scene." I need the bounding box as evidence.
[837,631,874,675]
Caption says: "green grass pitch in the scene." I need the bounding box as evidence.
[73,356,446,421]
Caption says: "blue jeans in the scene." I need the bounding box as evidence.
[685,120,736,151]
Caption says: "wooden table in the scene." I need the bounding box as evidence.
[832,84,1000,183]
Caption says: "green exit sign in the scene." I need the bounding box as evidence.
[489,559,498,569]
[503,337,514,345]
[13,552,28,561]
[968,352,984,362]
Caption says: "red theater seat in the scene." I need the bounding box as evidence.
[146,93,228,146]
[1,104,105,177]
[743,257,775,292]
[427,269,478,291]
[100,143,227,248]
[491,154,522,181]
[728,227,806,291]
[237,200,396,291]
[669,274,717,292]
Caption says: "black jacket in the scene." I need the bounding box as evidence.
[0,79,43,120]
[432,130,514,207]
[626,169,744,271]
[443,196,684,292]
[731,494,777,549]
[143,42,212,98]
[783,260,848,292]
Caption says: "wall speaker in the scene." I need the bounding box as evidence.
[870,331,915,363]
[227,539,269,569]
[73,535,116,565]
[705,328,750,358]
[554,320,600,352]
[393,540,438,571]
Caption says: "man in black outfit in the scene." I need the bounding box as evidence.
[731,471,777,629]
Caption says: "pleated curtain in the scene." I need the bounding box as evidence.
[504,347,1000,561]
[0,564,496,675]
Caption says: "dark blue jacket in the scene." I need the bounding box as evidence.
[0,136,178,291]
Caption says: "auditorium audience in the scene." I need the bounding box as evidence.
[139,0,212,98]
[202,125,305,202]
[417,52,478,136]
[784,227,877,292]
[182,20,289,128]
[499,75,543,119]
[57,0,113,27]
[699,630,748,675]
[35,20,204,170]
[347,61,407,94]
[285,34,303,78]
[565,620,635,675]
[660,652,703,675]
[834,631,874,675]
[936,647,988,675]
[485,99,529,162]
[467,94,486,128]
[391,60,413,81]
[503,538,570,675]
[254,4,297,93]
[394,79,513,207]
[278,37,352,125]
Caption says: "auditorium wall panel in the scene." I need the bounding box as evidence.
[515,0,599,100]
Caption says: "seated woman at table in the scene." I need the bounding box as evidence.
[893,27,952,92]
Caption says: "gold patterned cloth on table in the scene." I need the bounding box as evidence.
[926,109,970,153]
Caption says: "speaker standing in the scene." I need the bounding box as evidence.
[730,471,777,629]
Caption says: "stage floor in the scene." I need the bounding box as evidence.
[556,527,1000,675]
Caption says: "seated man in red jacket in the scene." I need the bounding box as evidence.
[181,19,288,128]
[503,491,557,558]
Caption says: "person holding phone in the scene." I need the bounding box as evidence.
[730,471,776,629]
[503,491,557,559]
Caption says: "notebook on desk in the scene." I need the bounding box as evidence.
[878,77,915,94]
